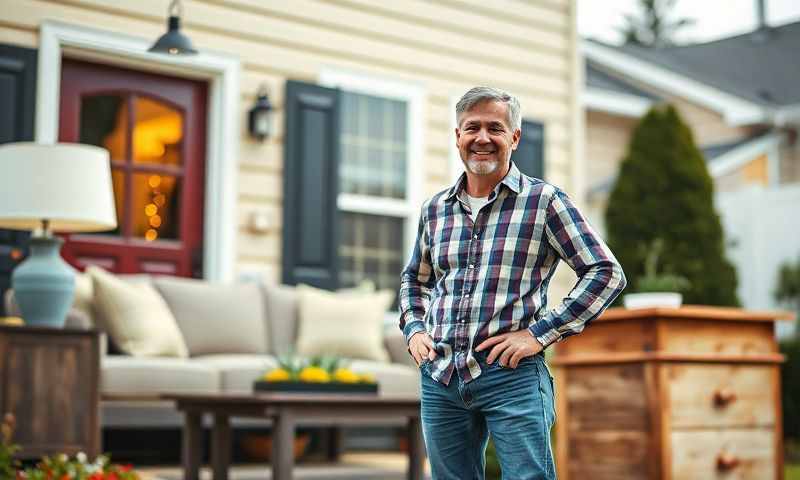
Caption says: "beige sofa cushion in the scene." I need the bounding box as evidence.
[88,266,189,358]
[263,284,299,356]
[154,277,268,356]
[347,360,420,398]
[73,272,94,324]
[295,284,392,363]
[101,356,219,396]
[192,354,279,393]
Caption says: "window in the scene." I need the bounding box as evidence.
[337,91,407,298]
[321,72,424,304]
[80,93,184,242]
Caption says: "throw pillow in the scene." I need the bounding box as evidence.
[294,284,392,363]
[154,276,268,356]
[87,266,189,358]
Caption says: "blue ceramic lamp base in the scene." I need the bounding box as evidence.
[12,236,76,328]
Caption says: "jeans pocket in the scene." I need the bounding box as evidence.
[536,359,556,426]
[418,359,431,375]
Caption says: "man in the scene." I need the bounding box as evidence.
[399,86,627,479]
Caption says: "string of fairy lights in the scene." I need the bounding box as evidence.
[144,174,166,241]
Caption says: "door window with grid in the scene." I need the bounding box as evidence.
[338,91,409,301]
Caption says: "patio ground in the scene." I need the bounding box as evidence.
[137,451,431,480]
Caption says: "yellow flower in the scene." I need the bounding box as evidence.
[263,368,291,382]
[333,368,360,384]
[299,366,331,383]
[358,373,376,384]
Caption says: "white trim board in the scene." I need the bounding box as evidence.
[708,132,783,185]
[582,41,767,126]
[319,68,426,257]
[36,20,240,282]
[775,103,800,127]
[582,87,653,118]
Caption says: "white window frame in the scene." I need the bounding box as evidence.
[319,69,426,263]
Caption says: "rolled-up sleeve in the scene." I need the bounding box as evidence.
[529,189,627,348]
[399,205,435,344]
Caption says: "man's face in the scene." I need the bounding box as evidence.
[456,100,521,176]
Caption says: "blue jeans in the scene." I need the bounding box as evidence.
[419,349,557,480]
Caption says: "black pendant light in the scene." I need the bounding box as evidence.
[149,0,197,55]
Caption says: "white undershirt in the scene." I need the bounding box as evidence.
[464,193,490,222]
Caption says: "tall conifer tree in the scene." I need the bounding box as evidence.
[605,105,739,306]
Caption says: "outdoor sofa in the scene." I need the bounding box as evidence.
[4,268,420,429]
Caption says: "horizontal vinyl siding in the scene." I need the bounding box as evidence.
[585,110,637,183]
[3,0,577,281]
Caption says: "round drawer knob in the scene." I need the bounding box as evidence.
[712,388,737,407]
[716,451,740,471]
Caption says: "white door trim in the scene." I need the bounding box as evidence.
[36,20,240,282]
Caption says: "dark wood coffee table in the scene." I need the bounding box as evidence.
[165,393,425,480]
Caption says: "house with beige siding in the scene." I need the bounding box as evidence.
[0,0,582,314]
[580,20,800,328]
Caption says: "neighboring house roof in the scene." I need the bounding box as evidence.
[608,22,800,107]
[587,131,783,199]
[585,61,659,101]
[702,134,768,161]
[583,21,800,125]
[583,61,658,117]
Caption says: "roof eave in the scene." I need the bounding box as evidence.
[774,103,800,126]
[582,40,770,126]
[583,87,653,117]
[708,132,783,178]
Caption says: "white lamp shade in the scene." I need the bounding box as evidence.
[0,142,118,232]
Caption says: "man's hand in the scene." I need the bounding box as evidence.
[475,330,543,369]
[408,331,437,367]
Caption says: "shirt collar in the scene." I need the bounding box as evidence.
[445,162,523,202]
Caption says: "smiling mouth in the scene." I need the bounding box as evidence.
[471,150,495,155]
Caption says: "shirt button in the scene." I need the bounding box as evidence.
[465,294,470,299]
[473,234,478,239]
[469,264,475,269]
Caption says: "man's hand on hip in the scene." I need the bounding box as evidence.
[475,330,543,369]
[408,331,437,367]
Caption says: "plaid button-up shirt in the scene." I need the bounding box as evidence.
[399,163,626,385]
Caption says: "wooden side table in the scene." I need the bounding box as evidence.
[551,306,794,480]
[0,325,101,459]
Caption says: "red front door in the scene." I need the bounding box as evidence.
[59,59,207,277]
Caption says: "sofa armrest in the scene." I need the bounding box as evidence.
[5,289,108,355]
[383,328,416,369]
[62,309,109,356]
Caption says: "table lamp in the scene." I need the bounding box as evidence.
[0,143,117,327]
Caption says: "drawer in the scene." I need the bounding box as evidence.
[566,364,650,432]
[671,428,775,480]
[666,364,777,429]
[567,430,651,480]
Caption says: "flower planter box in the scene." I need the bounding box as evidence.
[253,381,378,395]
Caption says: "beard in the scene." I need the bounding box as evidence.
[465,158,501,175]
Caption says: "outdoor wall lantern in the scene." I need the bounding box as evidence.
[248,85,274,142]
[148,0,198,55]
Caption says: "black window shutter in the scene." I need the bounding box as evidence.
[511,119,545,179]
[0,44,37,315]
[281,80,341,289]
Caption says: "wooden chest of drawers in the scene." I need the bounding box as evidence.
[551,306,793,480]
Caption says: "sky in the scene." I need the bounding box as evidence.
[578,0,800,45]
